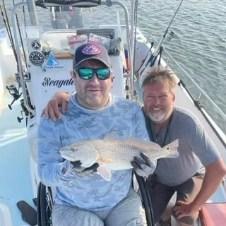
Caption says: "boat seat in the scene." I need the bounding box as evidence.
[199,203,226,226]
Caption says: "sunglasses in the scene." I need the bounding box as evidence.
[76,67,111,80]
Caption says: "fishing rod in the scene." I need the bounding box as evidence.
[0,5,11,41]
[129,0,139,98]
[0,0,19,68]
[14,3,35,116]
[16,6,28,69]
[153,0,185,58]
[137,0,185,76]
[132,0,138,76]
[1,1,27,113]
[5,1,35,117]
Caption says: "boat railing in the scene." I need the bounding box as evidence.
[164,49,226,145]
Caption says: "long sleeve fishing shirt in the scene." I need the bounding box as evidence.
[38,94,149,213]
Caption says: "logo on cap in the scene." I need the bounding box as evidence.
[81,43,101,55]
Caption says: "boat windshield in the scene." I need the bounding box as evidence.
[23,4,127,32]
[12,3,129,56]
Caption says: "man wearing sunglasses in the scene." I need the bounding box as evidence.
[38,41,155,226]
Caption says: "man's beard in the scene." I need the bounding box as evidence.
[148,108,173,123]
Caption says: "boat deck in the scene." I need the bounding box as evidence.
[0,101,34,226]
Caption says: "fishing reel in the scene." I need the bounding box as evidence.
[17,99,30,125]
[6,84,33,125]
[6,85,22,110]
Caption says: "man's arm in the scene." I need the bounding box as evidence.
[38,118,75,186]
[174,159,226,219]
[173,112,226,219]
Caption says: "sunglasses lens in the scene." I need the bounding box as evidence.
[78,68,93,80]
[96,68,110,80]
[77,68,110,80]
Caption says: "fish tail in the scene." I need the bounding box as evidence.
[162,139,179,158]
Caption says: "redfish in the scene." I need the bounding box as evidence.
[60,138,179,180]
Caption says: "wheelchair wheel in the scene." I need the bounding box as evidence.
[37,183,53,226]
[135,173,155,226]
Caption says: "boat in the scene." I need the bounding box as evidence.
[0,0,225,226]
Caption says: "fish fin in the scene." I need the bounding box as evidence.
[97,165,112,181]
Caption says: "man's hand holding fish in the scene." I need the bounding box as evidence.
[131,153,157,178]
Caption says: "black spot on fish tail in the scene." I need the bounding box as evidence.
[83,163,99,172]
[71,160,82,168]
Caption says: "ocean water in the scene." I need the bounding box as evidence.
[137,0,226,132]
[1,0,226,132]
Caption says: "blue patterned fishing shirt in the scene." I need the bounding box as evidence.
[38,94,149,213]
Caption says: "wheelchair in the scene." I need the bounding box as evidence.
[37,173,155,226]
[37,183,53,226]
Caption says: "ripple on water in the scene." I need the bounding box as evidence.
[140,0,226,119]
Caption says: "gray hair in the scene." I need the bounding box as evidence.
[142,67,178,92]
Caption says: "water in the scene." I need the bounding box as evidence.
[1,0,226,132]
[137,0,226,132]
